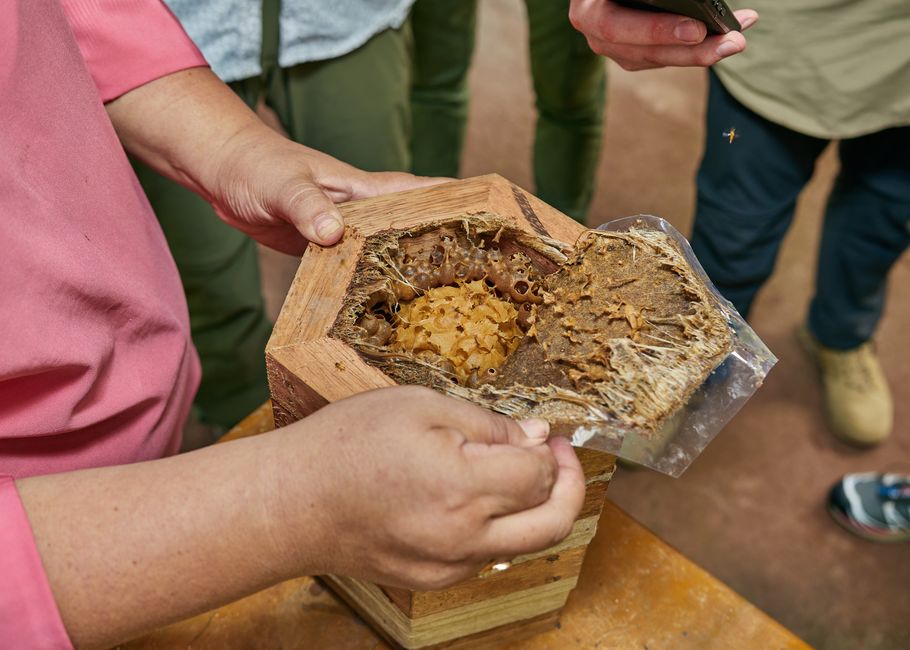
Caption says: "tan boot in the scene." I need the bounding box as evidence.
[797,325,893,446]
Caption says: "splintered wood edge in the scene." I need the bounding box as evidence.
[325,574,575,649]
[268,231,366,349]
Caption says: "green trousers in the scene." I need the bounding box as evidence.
[410,0,606,223]
[134,10,412,428]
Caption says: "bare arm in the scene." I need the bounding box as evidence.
[17,387,584,649]
[105,67,441,255]
[570,0,759,70]
[17,433,296,649]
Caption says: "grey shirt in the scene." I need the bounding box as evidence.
[165,0,414,83]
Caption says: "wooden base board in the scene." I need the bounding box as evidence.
[324,573,575,649]
[424,610,561,650]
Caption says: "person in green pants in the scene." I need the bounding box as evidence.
[134,0,414,430]
[410,0,606,223]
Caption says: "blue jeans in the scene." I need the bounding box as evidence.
[692,72,910,349]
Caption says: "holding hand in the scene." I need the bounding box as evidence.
[569,0,758,70]
[266,386,586,590]
[106,68,443,256]
[207,130,443,256]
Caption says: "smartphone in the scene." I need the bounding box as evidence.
[613,0,742,35]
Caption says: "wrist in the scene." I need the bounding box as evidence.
[252,424,335,579]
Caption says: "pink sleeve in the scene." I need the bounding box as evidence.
[0,477,72,649]
[61,0,208,102]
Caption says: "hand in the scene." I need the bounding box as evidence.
[208,124,443,255]
[106,68,443,256]
[267,386,586,590]
[569,0,759,70]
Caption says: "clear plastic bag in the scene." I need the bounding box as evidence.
[579,215,777,477]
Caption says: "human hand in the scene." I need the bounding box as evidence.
[266,386,586,590]
[569,0,759,70]
[106,68,443,256]
[208,124,442,255]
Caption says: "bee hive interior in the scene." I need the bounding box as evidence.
[331,215,734,440]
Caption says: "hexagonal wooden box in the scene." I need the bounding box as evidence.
[266,174,616,649]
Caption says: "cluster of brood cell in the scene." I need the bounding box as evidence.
[353,230,543,385]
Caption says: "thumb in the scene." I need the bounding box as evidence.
[280,180,346,246]
[448,398,550,449]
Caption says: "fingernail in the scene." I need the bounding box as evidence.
[518,418,550,440]
[314,214,343,240]
[674,19,703,44]
[739,13,758,30]
[716,40,742,58]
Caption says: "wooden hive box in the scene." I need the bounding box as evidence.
[266,174,617,649]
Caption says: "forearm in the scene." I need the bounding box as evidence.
[104,67,267,201]
[16,432,311,649]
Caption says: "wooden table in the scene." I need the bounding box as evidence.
[120,404,810,650]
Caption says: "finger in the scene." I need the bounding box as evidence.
[278,179,346,246]
[475,437,586,559]
[572,0,708,47]
[426,390,549,447]
[352,171,453,201]
[217,212,309,256]
[595,30,747,70]
[516,419,550,446]
[250,224,309,256]
[463,442,558,515]
[734,10,759,32]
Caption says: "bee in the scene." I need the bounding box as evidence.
[722,127,740,144]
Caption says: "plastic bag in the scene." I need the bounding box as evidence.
[575,215,777,477]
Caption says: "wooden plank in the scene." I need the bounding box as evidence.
[338,177,497,236]
[488,177,587,245]
[267,230,365,349]
[381,544,589,620]
[268,337,397,422]
[425,610,560,650]
[578,478,609,520]
[577,447,616,482]
[380,513,603,619]
[405,545,586,618]
[325,574,575,649]
[266,357,329,425]
[511,515,600,566]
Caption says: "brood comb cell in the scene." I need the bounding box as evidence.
[344,219,555,386]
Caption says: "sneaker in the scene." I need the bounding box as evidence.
[828,473,910,543]
[796,325,892,446]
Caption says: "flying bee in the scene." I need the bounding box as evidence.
[722,127,740,144]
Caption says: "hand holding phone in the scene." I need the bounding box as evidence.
[569,0,757,71]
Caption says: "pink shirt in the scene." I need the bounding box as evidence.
[1,0,206,645]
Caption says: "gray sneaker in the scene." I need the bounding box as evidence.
[828,473,910,543]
